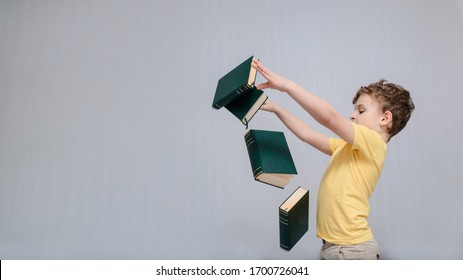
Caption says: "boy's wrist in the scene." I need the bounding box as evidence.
[283,80,296,93]
[272,102,283,114]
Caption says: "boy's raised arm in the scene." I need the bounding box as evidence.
[252,59,354,144]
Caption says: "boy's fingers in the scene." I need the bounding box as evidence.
[252,59,267,73]
[256,82,269,90]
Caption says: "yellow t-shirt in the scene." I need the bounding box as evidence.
[317,123,387,244]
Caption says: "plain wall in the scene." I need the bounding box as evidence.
[1,0,462,259]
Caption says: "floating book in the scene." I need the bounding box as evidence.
[279,187,309,251]
[212,56,257,109]
[244,129,297,188]
[225,87,267,126]
[212,56,267,126]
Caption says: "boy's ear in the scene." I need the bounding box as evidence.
[381,111,393,127]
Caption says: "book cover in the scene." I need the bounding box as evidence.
[225,87,268,126]
[244,129,298,188]
[212,56,257,109]
[279,187,309,251]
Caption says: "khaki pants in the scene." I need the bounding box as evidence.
[320,238,380,260]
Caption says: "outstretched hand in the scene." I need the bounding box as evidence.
[251,59,292,93]
[260,99,279,113]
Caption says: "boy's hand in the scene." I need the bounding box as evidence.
[251,59,292,93]
[260,99,278,113]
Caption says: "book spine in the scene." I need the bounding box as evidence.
[213,83,254,109]
[235,84,251,95]
[245,130,263,179]
[213,85,253,109]
[279,209,291,250]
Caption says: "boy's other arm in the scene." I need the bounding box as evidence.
[253,59,354,144]
[285,81,354,144]
[261,99,331,155]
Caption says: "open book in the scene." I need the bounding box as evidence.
[212,56,267,126]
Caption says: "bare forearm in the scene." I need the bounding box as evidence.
[253,58,353,144]
[284,81,338,127]
[273,104,310,140]
[272,103,331,155]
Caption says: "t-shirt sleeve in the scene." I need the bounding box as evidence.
[351,123,384,157]
[329,137,346,154]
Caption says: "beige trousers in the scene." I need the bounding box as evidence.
[320,238,380,260]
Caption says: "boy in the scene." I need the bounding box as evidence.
[251,59,414,260]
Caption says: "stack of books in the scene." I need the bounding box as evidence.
[212,56,309,251]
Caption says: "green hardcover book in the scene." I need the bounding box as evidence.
[225,87,268,126]
[212,56,257,109]
[244,129,298,188]
[279,187,309,251]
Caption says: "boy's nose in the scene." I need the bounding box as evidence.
[350,113,356,121]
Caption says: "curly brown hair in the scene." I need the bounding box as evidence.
[353,79,415,140]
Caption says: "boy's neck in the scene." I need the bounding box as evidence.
[378,130,390,143]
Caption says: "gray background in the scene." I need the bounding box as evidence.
[1,0,462,259]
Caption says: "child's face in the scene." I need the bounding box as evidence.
[350,94,386,133]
